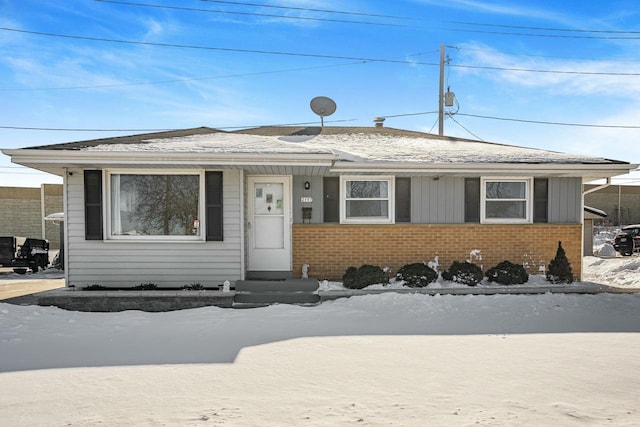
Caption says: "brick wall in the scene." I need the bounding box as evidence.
[0,187,41,238]
[0,185,63,248]
[292,223,582,281]
[584,185,640,225]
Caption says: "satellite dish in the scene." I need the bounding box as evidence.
[310,96,337,127]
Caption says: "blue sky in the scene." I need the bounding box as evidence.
[1,0,640,187]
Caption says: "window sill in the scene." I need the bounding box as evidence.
[104,237,209,243]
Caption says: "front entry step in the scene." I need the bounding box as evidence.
[235,278,319,293]
[233,278,320,308]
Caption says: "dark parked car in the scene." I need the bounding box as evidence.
[613,225,640,256]
[0,236,49,273]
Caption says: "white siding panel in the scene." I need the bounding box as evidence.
[549,177,582,223]
[66,169,243,288]
[412,176,464,224]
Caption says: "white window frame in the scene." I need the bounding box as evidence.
[340,175,395,224]
[105,169,206,241]
[480,177,533,224]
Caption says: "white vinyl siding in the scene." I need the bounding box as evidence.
[66,168,242,288]
[412,176,465,223]
[410,176,580,224]
[548,177,582,223]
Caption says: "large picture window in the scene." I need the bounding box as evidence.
[340,176,394,223]
[108,172,204,240]
[481,178,532,223]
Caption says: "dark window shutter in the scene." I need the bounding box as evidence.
[533,178,549,223]
[323,177,339,223]
[205,171,224,241]
[464,178,481,223]
[84,170,103,240]
[395,177,411,223]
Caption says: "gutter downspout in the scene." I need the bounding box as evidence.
[40,184,46,240]
[583,177,611,195]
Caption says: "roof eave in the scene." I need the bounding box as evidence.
[329,162,638,179]
[2,148,337,165]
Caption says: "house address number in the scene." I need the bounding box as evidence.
[301,197,313,203]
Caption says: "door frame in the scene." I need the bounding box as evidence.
[246,175,292,274]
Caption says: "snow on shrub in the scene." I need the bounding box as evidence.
[395,262,438,288]
[342,264,389,289]
[486,261,529,285]
[441,261,484,286]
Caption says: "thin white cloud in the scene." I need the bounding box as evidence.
[412,0,566,22]
[142,18,164,40]
[454,42,640,98]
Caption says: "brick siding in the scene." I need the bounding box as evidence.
[584,185,640,225]
[0,185,63,248]
[292,223,582,281]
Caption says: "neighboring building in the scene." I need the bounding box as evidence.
[584,184,640,226]
[2,126,636,288]
[0,184,63,248]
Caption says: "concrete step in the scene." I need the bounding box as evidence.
[235,278,318,293]
[233,291,321,305]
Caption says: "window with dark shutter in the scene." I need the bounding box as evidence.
[533,178,549,223]
[84,170,103,240]
[323,177,339,223]
[395,177,411,223]
[205,171,224,241]
[464,178,480,223]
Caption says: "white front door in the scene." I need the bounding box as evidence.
[247,176,292,272]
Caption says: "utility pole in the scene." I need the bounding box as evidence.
[438,44,445,136]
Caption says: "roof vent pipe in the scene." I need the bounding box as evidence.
[373,117,385,128]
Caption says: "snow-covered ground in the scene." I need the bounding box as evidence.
[1,255,639,426]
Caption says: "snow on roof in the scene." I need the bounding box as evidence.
[584,206,607,217]
[57,126,623,165]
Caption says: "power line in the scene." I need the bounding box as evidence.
[95,0,410,28]
[448,20,640,35]
[447,113,484,141]
[0,125,176,132]
[458,46,640,63]
[380,111,438,119]
[450,63,640,76]
[446,27,640,40]
[456,113,640,129]
[3,112,640,132]
[0,61,371,91]
[0,118,358,132]
[0,27,424,63]
[4,27,640,77]
[198,0,412,20]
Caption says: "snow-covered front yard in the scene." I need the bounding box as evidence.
[1,255,639,426]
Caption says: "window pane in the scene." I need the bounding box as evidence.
[486,200,526,219]
[486,182,525,199]
[111,174,200,236]
[346,200,389,218]
[346,181,388,198]
[254,183,284,215]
